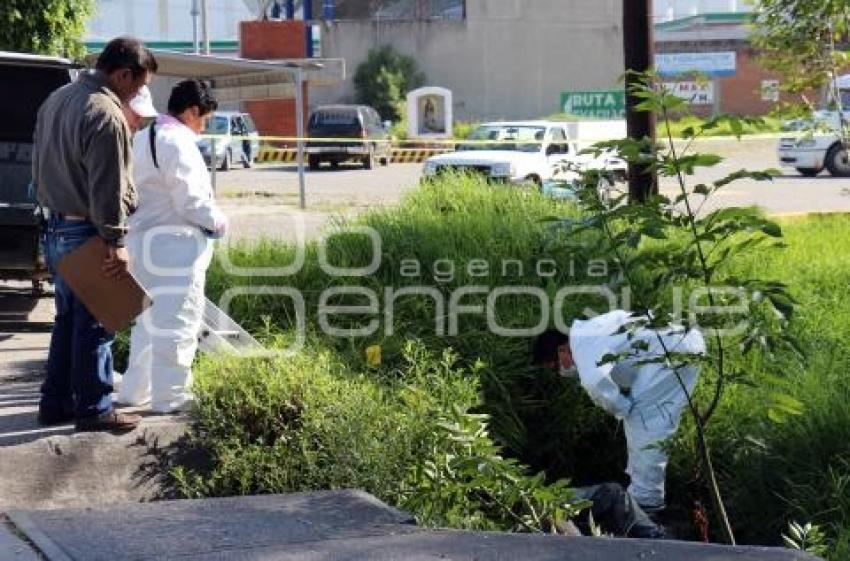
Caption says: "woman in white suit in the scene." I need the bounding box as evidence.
[118,79,227,413]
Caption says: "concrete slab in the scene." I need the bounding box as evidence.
[6,492,818,561]
[0,415,188,511]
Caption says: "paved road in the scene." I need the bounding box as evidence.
[215,161,422,240]
[659,137,850,216]
[216,138,850,242]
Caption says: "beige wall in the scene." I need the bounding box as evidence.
[312,0,624,121]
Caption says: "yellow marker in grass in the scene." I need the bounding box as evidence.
[366,345,382,366]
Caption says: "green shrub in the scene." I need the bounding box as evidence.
[402,404,586,532]
[177,340,480,500]
[353,46,425,121]
[453,121,478,139]
[178,338,587,531]
[662,115,785,138]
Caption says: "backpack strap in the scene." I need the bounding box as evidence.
[148,122,159,169]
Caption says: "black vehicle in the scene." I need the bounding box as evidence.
[0,52,79,293]
[306,105,392,170]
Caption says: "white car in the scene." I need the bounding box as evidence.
[778,111,850,177]
[198,111,261,171]
[422,121,582,185]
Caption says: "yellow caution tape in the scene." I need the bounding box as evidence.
[254,147,451,164]
[202,132,797,146]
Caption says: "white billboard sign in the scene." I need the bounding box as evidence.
[656,52,737,77]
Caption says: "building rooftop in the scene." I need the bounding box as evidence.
[655,12,752,43]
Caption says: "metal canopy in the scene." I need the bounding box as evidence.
[0,51,82,69]
[85,49,345,91]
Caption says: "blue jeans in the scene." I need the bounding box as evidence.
[40,216,114,419]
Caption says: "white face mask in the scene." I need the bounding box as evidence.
[559,365,578,379]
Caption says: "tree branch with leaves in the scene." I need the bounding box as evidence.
[553,72,805,544]
[0,0,94,60]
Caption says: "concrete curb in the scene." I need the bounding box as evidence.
[0,516,40,561]
[3,492,821,561]
[5,511,69,561]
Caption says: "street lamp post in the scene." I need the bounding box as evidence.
[191,0,200,54]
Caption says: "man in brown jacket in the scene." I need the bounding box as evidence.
[33,37,157,432]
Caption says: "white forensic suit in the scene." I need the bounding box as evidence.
[569,310,706,510]
[118,114,227,412]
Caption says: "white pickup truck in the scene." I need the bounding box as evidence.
[778,110,850,177]
[422,121,626,185]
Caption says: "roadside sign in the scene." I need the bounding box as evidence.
[662,81,714,105]
[561,90,625,119]
[761,80,780,102]
[655,51,736,77]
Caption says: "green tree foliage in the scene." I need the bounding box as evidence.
[0,0,94,59]
[353,45,425,120]
[751,0,849,101]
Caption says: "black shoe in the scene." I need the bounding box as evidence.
[630,522,668,540]
[37,409,75,426]
[75,410,141,433]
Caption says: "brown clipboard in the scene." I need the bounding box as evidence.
[56,236,151,333]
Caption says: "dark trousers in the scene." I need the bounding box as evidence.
[574,483,666,539]
[40,216,114,419]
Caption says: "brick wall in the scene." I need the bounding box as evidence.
[714,48,799,116]
[240,20,306,59]
[239,20,308,143]
[244,84,309,144]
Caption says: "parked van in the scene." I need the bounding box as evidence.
[0,51,79,292]
[306,105,391,170]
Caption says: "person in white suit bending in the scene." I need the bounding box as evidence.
[533,310,706,513]
[118,79,227,413]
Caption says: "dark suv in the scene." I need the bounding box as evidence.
[306,105,391,170]
[0,52,78,291]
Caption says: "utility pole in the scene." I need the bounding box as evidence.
[623,0,657,203]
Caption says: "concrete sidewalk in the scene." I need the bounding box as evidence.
[4,491,819,561]
[0,282,60,447]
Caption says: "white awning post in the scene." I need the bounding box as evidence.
[295,66,306,210]
[201,0,210,55]
[211,136,218,192]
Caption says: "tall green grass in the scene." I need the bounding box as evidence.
[668,215,850,549]
[199,177,850,554]
[206,175,627,485]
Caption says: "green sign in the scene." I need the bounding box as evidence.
[560,90,626,119]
